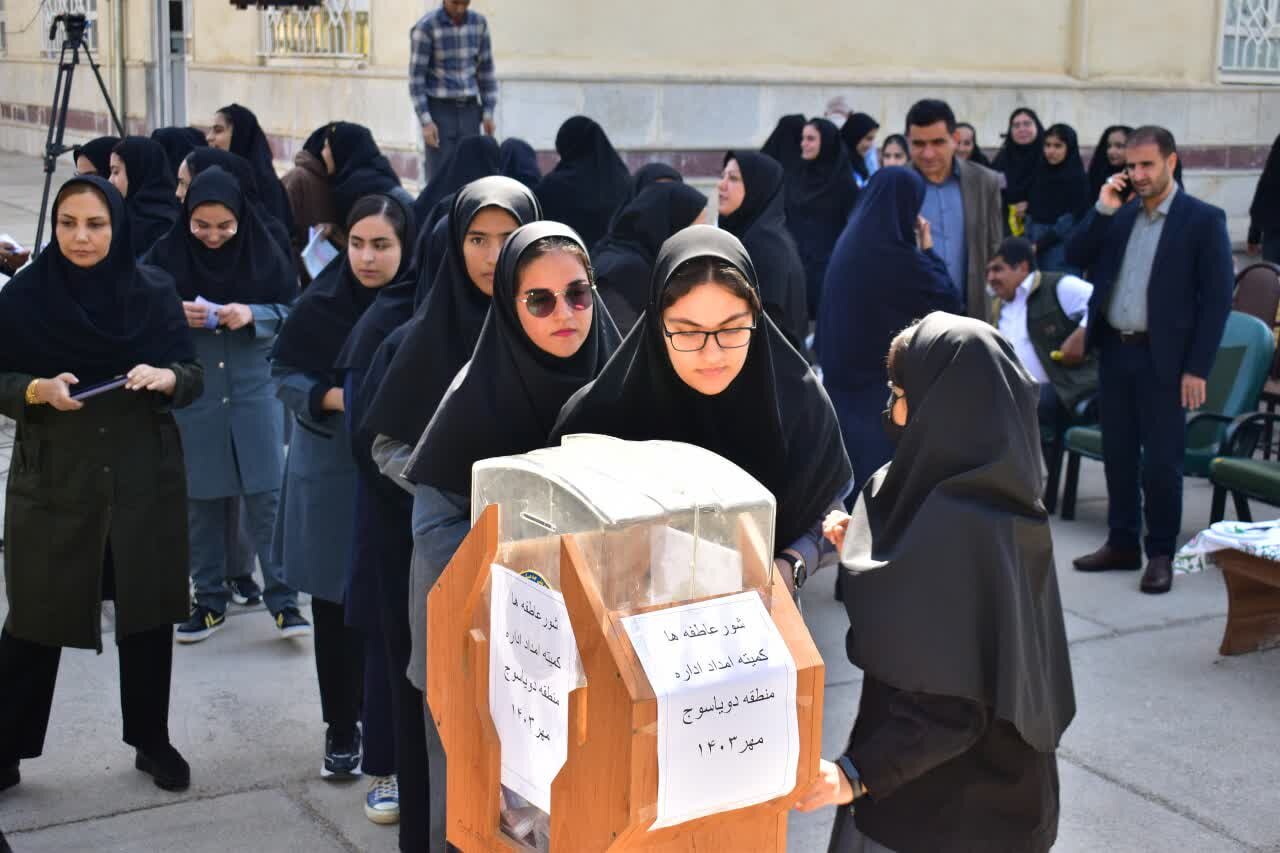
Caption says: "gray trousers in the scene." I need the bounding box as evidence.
[422,95,482,182]
[188,492,297,615]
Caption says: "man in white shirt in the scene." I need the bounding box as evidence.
[986,237,1098,442]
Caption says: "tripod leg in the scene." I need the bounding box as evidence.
[34,45,78,250]
[83,44,125,136]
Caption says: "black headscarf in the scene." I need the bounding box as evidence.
[817,167,961,390]
[1087,124,1133,201]
[718,150,809,350]
[112,136,180,255]
[991,108,1045,204]
[761,114,807,173]
[272,193,415,379]
[1027,123,1090,225]
[784,119,858,219]
[0,176,194,384]
[535,116,631,248]
[361,176,542,447]
[150,127,206,179]
[592,182,708,331]
[957,122,993,169]
[839,113,880,181]
[839,312,1075,753]
[185,147,292,259]
[143,166,296,305]
[499,137,542,189]
[414,134,501,229]
[325,122,404,225]
[603,162,684,236]
[404,223,622,492]
[72,136,120,176]
[217,103,293,231]
[551,225,851,549]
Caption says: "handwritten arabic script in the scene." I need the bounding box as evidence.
[622,591,798,829]
[488,564,581,814]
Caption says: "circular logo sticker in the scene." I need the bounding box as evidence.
[519,569,551,589]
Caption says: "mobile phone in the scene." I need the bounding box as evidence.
[70,375,128,401]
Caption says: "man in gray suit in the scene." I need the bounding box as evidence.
[906,99,1004,320]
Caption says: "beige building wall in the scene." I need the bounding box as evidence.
[0,0,1274,235]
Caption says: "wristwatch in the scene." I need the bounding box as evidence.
[779,551,807,592]
[836,754,867,800]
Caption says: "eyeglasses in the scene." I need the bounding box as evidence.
[518,282,595,318]
[663,324,756,352]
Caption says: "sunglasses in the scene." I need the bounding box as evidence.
[517,281,595,319]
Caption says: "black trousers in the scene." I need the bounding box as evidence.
[0,624,173,766]
[310,597,364,732]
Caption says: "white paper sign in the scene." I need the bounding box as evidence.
[301,226,340,279]
[488,564,580,813]
[621,591,798,829]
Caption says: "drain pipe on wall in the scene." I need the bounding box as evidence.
[112,0,127,129]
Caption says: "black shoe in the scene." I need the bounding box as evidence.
[226,576,262,606]
[135,743,190,792]
[274,607,312,639]
[322,724,362,780]
[1140,556,1174,594]
[1073,543,1143,572]
[0,761,18,793]
[176,605,226,644]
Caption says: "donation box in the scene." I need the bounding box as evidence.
[426,434,825,852]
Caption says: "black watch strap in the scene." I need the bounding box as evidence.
[836,754,865,800]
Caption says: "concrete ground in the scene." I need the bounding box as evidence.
[1,150,1279,852]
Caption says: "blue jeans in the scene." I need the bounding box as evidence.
[423,96,482,182]
[188,491,297,614]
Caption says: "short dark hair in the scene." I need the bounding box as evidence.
[661,257,762,315]
[905,99,957,134]
[1126,125,1177,158]
[992,237,1037,272]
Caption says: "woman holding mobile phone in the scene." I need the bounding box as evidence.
[0,176,203,795]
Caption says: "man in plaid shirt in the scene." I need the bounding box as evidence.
[409,0,498,181]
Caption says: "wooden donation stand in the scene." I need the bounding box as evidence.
[1214,548,1280,655]
[427,435,824,851]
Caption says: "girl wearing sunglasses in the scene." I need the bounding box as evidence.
[551,224,852,599]
[397,222,620,847]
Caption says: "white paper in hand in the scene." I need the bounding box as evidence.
[488,564,581,813]
[622,591,798,829]
[301,226,340,279]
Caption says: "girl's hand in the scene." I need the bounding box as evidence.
[219,303,254,330]
[823,510,851,551]
[793,759,855,812]
[126,364,177,396]
[36,373,83,411]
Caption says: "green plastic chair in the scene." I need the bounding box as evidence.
[1059,311,1276,520]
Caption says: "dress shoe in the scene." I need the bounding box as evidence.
[1073,543,1143,572]
[135,743,190,792]
[1140,555,1174,594]
[0,762,18,793]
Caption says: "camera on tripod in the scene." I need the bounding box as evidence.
[49,13,90,50]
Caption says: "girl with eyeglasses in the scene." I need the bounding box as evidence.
[397,222,620,849]
[551,224,852,599]
[141,166,308,644]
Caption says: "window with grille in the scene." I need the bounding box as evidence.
[1221,0,1280,81]
[260,0,369,59]
[41,0,99,56]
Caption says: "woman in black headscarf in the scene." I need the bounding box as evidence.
[270,193,414,799]
[108,137,180,256]
[150,127,206,180]
[991,107,1045,210]
[358,175,540,851]
[1025,123,1091,274]
[604,162,684,233]
[716,151,809,351]
[761,114,807,173]
[817,166,961,500]
[592,181,708,332]
[798,313,1075,853]
[785,118,859,318]
[142,167,306,643]
[0,175,201,795]
[552,224,852,596]
[325,122,409,225]
[499,137,542,190]
[535,115,631,248]
[72,135,120,176]
[182,147,293,261]
[839,113,880,188]
[283,124,344,261]
[1087,125,1133,201]
[413,134,501,231]
[404,222,619,850]
[955,122,992,168]
[207,103,294,233]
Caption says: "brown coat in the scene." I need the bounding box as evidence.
[955,156,1005,320]
[281,150,344,265]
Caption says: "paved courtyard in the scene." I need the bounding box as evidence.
[0,152,1277,852]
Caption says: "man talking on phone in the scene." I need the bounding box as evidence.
[1064,126,1232,594]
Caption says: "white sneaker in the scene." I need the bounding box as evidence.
[365,774,400,825]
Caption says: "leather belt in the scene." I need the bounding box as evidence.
[1115,330,1149,345]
